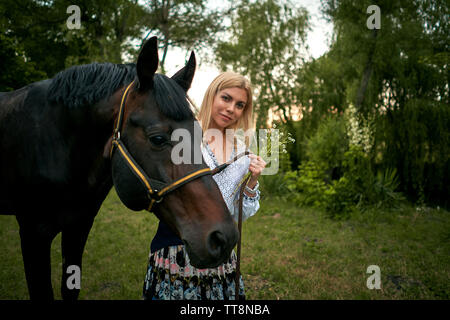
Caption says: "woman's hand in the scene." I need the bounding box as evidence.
[247,154,266,188]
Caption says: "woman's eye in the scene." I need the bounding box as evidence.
[149,135,167,146]
[222,95,230,101]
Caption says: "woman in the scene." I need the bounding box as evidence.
[143,72,266,300]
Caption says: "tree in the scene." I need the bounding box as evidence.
[0,33,46,91]
[144,0,226,73]
[0,0,149,88]
[1,0,73,79]
[319,0,449,207]
[321,0,448,113]
[214,0,309,128]
[65,0,149,65]
[293,53,347,165]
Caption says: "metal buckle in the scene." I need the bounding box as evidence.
[151,190,164,203]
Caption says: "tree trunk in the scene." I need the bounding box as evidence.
[355,29,378,113]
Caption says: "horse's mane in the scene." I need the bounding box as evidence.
[47,63,193,121]
[153,73,194,121]
[47,62,136,109]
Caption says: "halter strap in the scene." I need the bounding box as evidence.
[114,81,134,141]
[110,81,219,212]
[210,150,250,175]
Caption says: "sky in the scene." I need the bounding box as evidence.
[162,0,334,106]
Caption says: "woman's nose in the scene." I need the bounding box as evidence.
[225,102,235,113]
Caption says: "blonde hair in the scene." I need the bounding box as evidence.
[198,72,254,135]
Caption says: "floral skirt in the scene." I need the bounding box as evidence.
[142,245,245,300]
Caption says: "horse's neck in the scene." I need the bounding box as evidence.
[90,89,124,135]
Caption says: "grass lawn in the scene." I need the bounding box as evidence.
[0,188,449,299]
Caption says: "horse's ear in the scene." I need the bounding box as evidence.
[171,51,196,92]
[136,36,159,91]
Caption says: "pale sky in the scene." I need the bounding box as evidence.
[161,0,333,106]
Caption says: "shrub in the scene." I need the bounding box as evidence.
[258,121,295,197]
[379,99,449,209]
[285,161,329,207]
[284,114,405,218]
[305,115,348,175]
[259,173,290,197]
[325,146,405,218]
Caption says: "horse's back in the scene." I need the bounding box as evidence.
[0,79,52,149]
[0,79,73,214]
[0,86,28,122]
[0,80,51,119]
[0,86,30,214]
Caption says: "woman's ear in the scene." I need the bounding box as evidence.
[136,37,159,91]
[171,51,196,92]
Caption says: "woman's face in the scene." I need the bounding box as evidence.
[210,87,248,131]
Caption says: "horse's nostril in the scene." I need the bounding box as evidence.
[207,230,226,258]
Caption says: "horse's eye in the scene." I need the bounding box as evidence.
[149,135,167,146]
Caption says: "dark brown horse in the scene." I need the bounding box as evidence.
[0,37,238,300]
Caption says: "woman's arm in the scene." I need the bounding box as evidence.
[245,154,266,197]
[231,186,260,222]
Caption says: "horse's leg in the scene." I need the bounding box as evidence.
[60,212,96,301]
[16,216,59,300]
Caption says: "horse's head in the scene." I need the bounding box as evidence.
[109,37,238,268]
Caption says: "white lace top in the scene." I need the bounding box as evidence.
[201,141,260,222]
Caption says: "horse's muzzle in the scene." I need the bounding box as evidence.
[184,223,239,269]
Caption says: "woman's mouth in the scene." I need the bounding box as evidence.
[220,114,232,121]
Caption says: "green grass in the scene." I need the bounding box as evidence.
[0,189,449,299]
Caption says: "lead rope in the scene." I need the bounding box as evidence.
[209,150,252,301]
[235,174,251,301]
[207,149,250,301]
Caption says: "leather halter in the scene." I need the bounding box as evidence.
[110,81,212,211]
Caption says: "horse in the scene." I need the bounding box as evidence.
[0,37,239,300]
